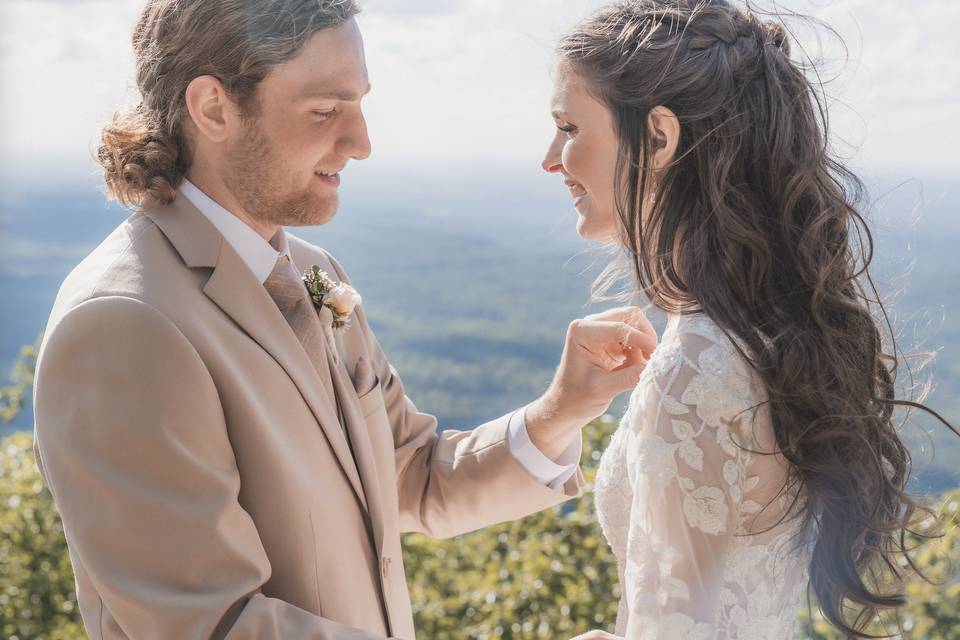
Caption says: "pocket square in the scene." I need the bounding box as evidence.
[351,356,378,397]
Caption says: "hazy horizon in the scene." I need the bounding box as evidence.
[2,0,958,492]
[3,169,958,493]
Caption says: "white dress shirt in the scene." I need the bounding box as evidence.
[178,180,580,489]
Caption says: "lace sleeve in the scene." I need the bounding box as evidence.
[622,325,765,639]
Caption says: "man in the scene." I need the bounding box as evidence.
[32,1,655,638]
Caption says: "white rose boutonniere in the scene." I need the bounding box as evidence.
[326,282,363,319]
[302,265,362,331]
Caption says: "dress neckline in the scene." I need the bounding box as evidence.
[665,310,703,329]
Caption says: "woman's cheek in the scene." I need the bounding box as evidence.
[562,138,587,179]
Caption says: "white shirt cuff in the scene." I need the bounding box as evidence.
[506,406,581,491]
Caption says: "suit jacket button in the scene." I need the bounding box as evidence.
[381,556,391,579]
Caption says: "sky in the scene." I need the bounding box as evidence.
[0,0,958,190]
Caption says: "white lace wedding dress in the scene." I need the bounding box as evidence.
[594,312,816,639]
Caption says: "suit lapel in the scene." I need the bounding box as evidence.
[144,197,369,513]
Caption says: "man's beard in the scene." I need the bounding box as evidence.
[224,119,338,228]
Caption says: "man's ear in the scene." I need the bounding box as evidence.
[184,75,239,144]
[647,105,680,172]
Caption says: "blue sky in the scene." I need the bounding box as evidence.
[0,0,957,190]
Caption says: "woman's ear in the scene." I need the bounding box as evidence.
[647,105,680,172]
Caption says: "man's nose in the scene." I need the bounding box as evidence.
[339,110,372,161]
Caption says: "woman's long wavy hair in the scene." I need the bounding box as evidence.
[558,1,957,636]
[98,0,359,210]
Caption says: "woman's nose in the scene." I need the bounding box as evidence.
[542,138,563,173]
[542,156,563,173]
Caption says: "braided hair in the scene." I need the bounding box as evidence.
[558,1,957,636]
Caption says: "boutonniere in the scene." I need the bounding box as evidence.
[302,265,362,331]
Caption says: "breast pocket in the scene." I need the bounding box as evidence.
[355,375,385,419]
[355,377,394,458]
[354,378,398,494]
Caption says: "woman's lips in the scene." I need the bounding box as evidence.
[565,179,587,198]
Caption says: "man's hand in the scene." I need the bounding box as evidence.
[525,306,658,460]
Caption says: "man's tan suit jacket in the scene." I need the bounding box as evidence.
[32,194,584,639]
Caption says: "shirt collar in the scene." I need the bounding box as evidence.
[178,179,291,283]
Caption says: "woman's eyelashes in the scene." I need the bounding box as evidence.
[557,123,577,134]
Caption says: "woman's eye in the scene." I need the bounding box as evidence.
[557,123,577,135]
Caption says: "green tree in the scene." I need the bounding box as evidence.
[1,337,83,639]
[794,493,960,640]
[0,339,39,423]
[0,432,83,640]
[402,417,622,639]
[1,343,958,639]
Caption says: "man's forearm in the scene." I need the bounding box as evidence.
[523,396,585,462]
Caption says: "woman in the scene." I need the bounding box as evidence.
[540,1,957,638]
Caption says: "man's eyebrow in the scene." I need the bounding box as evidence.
[299,83,373,101]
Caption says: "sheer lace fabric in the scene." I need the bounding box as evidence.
[594,313,814,639]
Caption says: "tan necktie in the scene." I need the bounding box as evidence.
[263,254,378,528]
[262,253,342,420]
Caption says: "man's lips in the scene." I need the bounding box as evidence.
[315,171,341,187]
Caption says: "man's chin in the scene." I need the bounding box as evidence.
[282,194,340,227]
[309,206,339,227]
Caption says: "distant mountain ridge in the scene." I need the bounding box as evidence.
[2,171,957,491]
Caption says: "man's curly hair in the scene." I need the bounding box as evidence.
[98,0,360,210]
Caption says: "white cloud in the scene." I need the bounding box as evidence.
[0,0,140,183]
[0,0,957,188]
[357,0,605,167]
[796,0,960,175]
[360,0,471,17]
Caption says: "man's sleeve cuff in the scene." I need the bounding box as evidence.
[506,406,582,490]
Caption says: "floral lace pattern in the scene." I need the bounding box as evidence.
[594,313,814,639]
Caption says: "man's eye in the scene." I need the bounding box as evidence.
[312,109,337,120]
